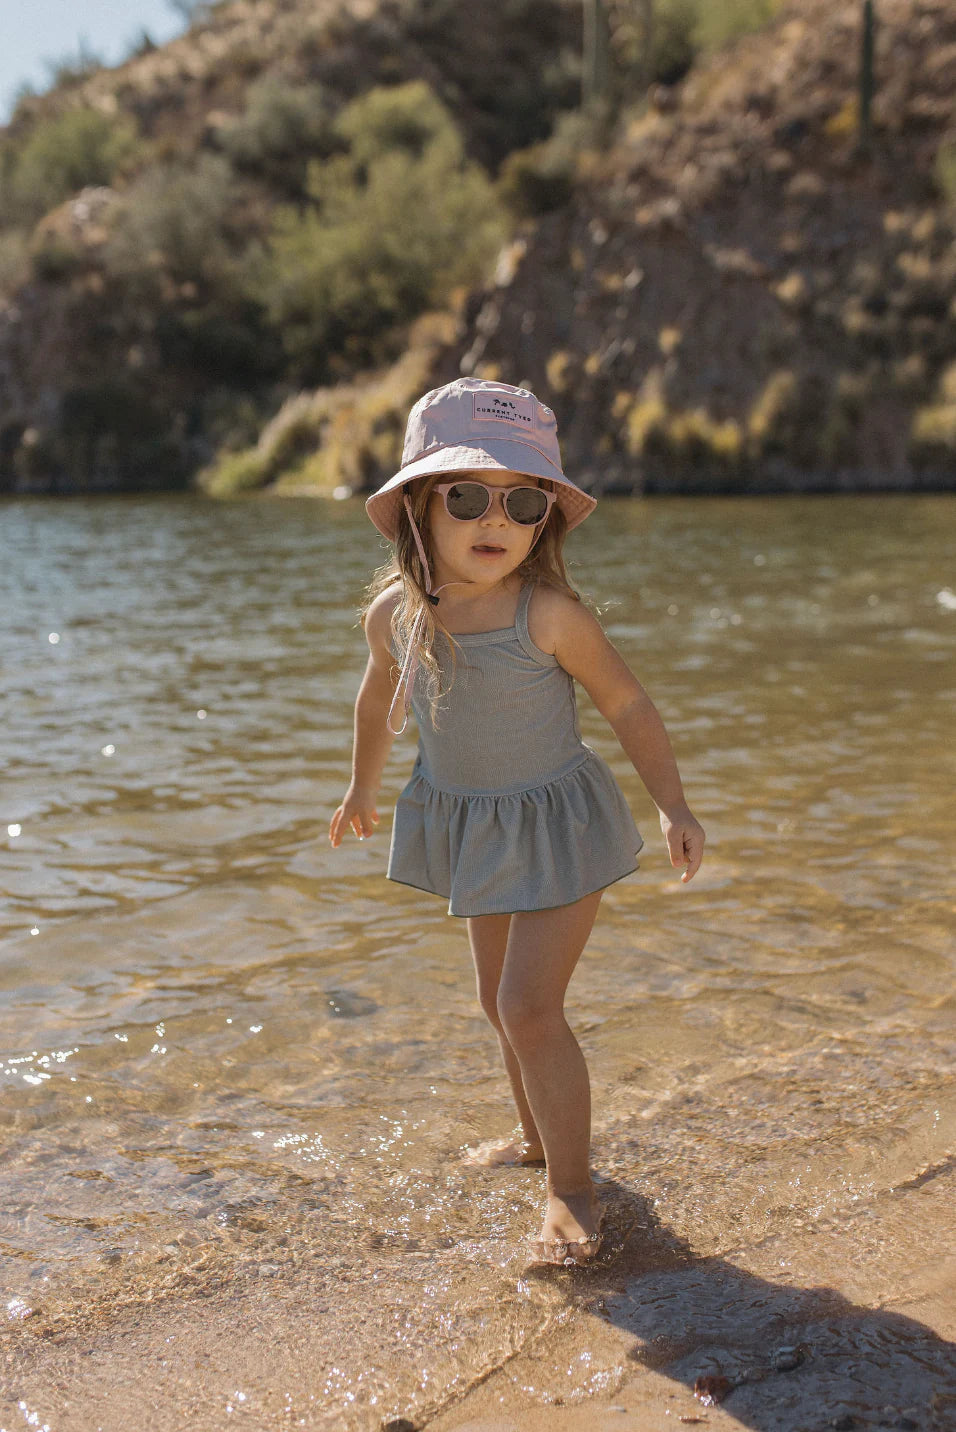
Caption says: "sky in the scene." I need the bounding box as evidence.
[0,0,190,123]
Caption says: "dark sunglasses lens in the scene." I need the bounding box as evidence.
[445,482,491,520]
[505,487,549,524]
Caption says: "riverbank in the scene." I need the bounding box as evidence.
[4,1140,953,1431]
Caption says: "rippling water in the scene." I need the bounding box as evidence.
[1,494,953,1429]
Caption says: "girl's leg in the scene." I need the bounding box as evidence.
[465,912,545,1164]
[496,890,604,1256]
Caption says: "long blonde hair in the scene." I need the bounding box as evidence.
[362,472,581,725]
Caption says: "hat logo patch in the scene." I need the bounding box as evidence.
[473,393,535,429]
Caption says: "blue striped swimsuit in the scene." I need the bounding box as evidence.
[387,584,643,917]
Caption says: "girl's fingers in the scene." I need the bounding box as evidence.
[680,831,705,882]
[662,820,705,880]
[330,803,380,845]
[349,809,380,839]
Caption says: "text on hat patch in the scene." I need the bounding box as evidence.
[473,394,535,429]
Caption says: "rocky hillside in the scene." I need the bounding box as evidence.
[444,0,956,491]
[1,0,954,496]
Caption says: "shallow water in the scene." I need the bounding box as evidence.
[1,493,954,1429]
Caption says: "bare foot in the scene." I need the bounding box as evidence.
[463,1135,546,1168]
[529,1186,603,1266]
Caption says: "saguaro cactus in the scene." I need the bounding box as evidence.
[859,0,876,146]
[582,0,612,112]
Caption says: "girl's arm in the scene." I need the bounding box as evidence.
[535,590,705,882]
[329,588,401,848]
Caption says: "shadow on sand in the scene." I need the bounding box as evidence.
[525,1178,956,1430]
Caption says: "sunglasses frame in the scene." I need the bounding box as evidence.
[433,480,557,527]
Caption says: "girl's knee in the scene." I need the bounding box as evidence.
[496,986,563,1049]
[477,984,503,1030]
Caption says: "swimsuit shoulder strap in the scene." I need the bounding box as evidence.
[515,582,554,666]
[515,582,534,627]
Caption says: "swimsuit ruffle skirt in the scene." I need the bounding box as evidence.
[387,585,643,917]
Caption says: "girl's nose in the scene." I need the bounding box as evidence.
[480,493,509,524]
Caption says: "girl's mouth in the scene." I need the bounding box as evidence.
[472,544,506,556]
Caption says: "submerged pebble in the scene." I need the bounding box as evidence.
[325,988,379,1018]
[773,1344,806,1371]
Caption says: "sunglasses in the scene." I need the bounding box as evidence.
[433,480,556,526]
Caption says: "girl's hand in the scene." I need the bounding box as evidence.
[329,787,380,847]
[660,805,705,883]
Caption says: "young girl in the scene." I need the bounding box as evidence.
[330,377,704,1267]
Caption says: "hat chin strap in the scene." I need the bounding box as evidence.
[402,492,439,602]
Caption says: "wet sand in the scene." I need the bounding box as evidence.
[3,1146,953,1430]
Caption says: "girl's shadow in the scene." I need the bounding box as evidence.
[532,1180,956,1429]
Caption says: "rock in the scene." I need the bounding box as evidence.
[694,1373,732,1405]
[650,84,677,114]
[772,1344,805,1371]
[325,988,379,1018]
[786,169,827,201]
[775,272,810,310]
[705,244,766,279]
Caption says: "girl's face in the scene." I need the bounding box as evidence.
[424,469,544,587]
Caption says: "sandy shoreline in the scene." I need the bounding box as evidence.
[4,1160,953,1432]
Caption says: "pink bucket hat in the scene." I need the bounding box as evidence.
[365,377,596,541]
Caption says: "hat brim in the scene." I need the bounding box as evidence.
[365,437,596,541]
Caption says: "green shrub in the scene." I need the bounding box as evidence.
[106,154,235,283]
[199,448,269,498]
[497,110,598,218]
[691,0,782,52]
[651,0,700,86]
[610,0,782,96]
[218,76,338,190]
[6,108,140,222]
[251,82,507,375]
[334,81,450,165]
[498,141,575,218]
